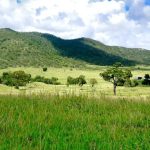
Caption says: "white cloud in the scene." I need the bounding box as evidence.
[0,0,150,50]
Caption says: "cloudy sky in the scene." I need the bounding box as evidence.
[0,0,150,49]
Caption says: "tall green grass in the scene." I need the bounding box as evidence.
[0,95,150,150]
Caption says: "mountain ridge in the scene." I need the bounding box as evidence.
[0,28,150,68]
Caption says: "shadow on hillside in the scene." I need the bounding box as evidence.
[42,34,136,66]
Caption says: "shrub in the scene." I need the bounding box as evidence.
[67,76,78,85]
[145,74,150,79]
[67,75,87,87]
[142,74,150,85]
[131,80,139,87]
[32,76,45,82]
[90,78,98,87]
[51,77,59,85]
[78,75,86,87]
[1,71,31,87]
[124,79,132,87]
[44,78,52,84]
[43,67,47,72]
[32,76,60,85]
[142,79,150,85]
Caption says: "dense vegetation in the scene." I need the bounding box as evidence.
[0,95,150,149]
[0,70,61,88]
[0,28,150,68]
[32,75,60,85]
[67,75,87,86]
[0,71,31,88]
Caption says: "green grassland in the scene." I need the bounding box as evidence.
[0,66,149,97]
[0,95,150,149]
[0,67,149,150]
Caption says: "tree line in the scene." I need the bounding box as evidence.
[0,64,149,95]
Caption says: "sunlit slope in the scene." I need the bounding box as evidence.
[0,28,150,68]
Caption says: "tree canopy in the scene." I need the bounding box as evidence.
[100,63,132,95]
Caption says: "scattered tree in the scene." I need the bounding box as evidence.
[100,63,132,95]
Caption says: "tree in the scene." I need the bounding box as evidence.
[12,71,31,87]
[90,78,98,87]
[100,63,132,95]
[1,71,31,87]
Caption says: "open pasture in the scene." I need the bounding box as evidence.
[0,66,149,97]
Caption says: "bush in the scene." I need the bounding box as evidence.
[142,79,150,85]
[32,76,60,85]
[1,71,31,87]
[67,75,87,86]
[124,79,132,87]
[90,78,98,87]
[78,75,86,87]
[44,78,53,84]
[131,80,139,87]
[67,76,78,85]
[142,74,150,85]
[51,77,60,85]
[32,76,45,82]
[43,67,47,72]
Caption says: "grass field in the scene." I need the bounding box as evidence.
[0,95,150,150]
[0,66,150,149]
[0,66,150,97]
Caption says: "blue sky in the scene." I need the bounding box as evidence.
[145,0,150,5]
[0,0,150,50]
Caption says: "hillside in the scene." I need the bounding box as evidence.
[0,28,150,68]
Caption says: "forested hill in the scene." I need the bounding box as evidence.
[0,28,150,68]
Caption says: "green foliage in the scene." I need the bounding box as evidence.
[32,76,60,85]
[78,75,87,87]
[0,71,31,87]
[145,74,150,79]
[113,62,123,67]
[43,67,48,72]
[100,65,132,85]
[131,79,139,87]
[67,75,87,86]
[124,79,132,87]
[67,76,76,85]
[90,78,98,87]
[117,78,125,86]
[142,74,150,85]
